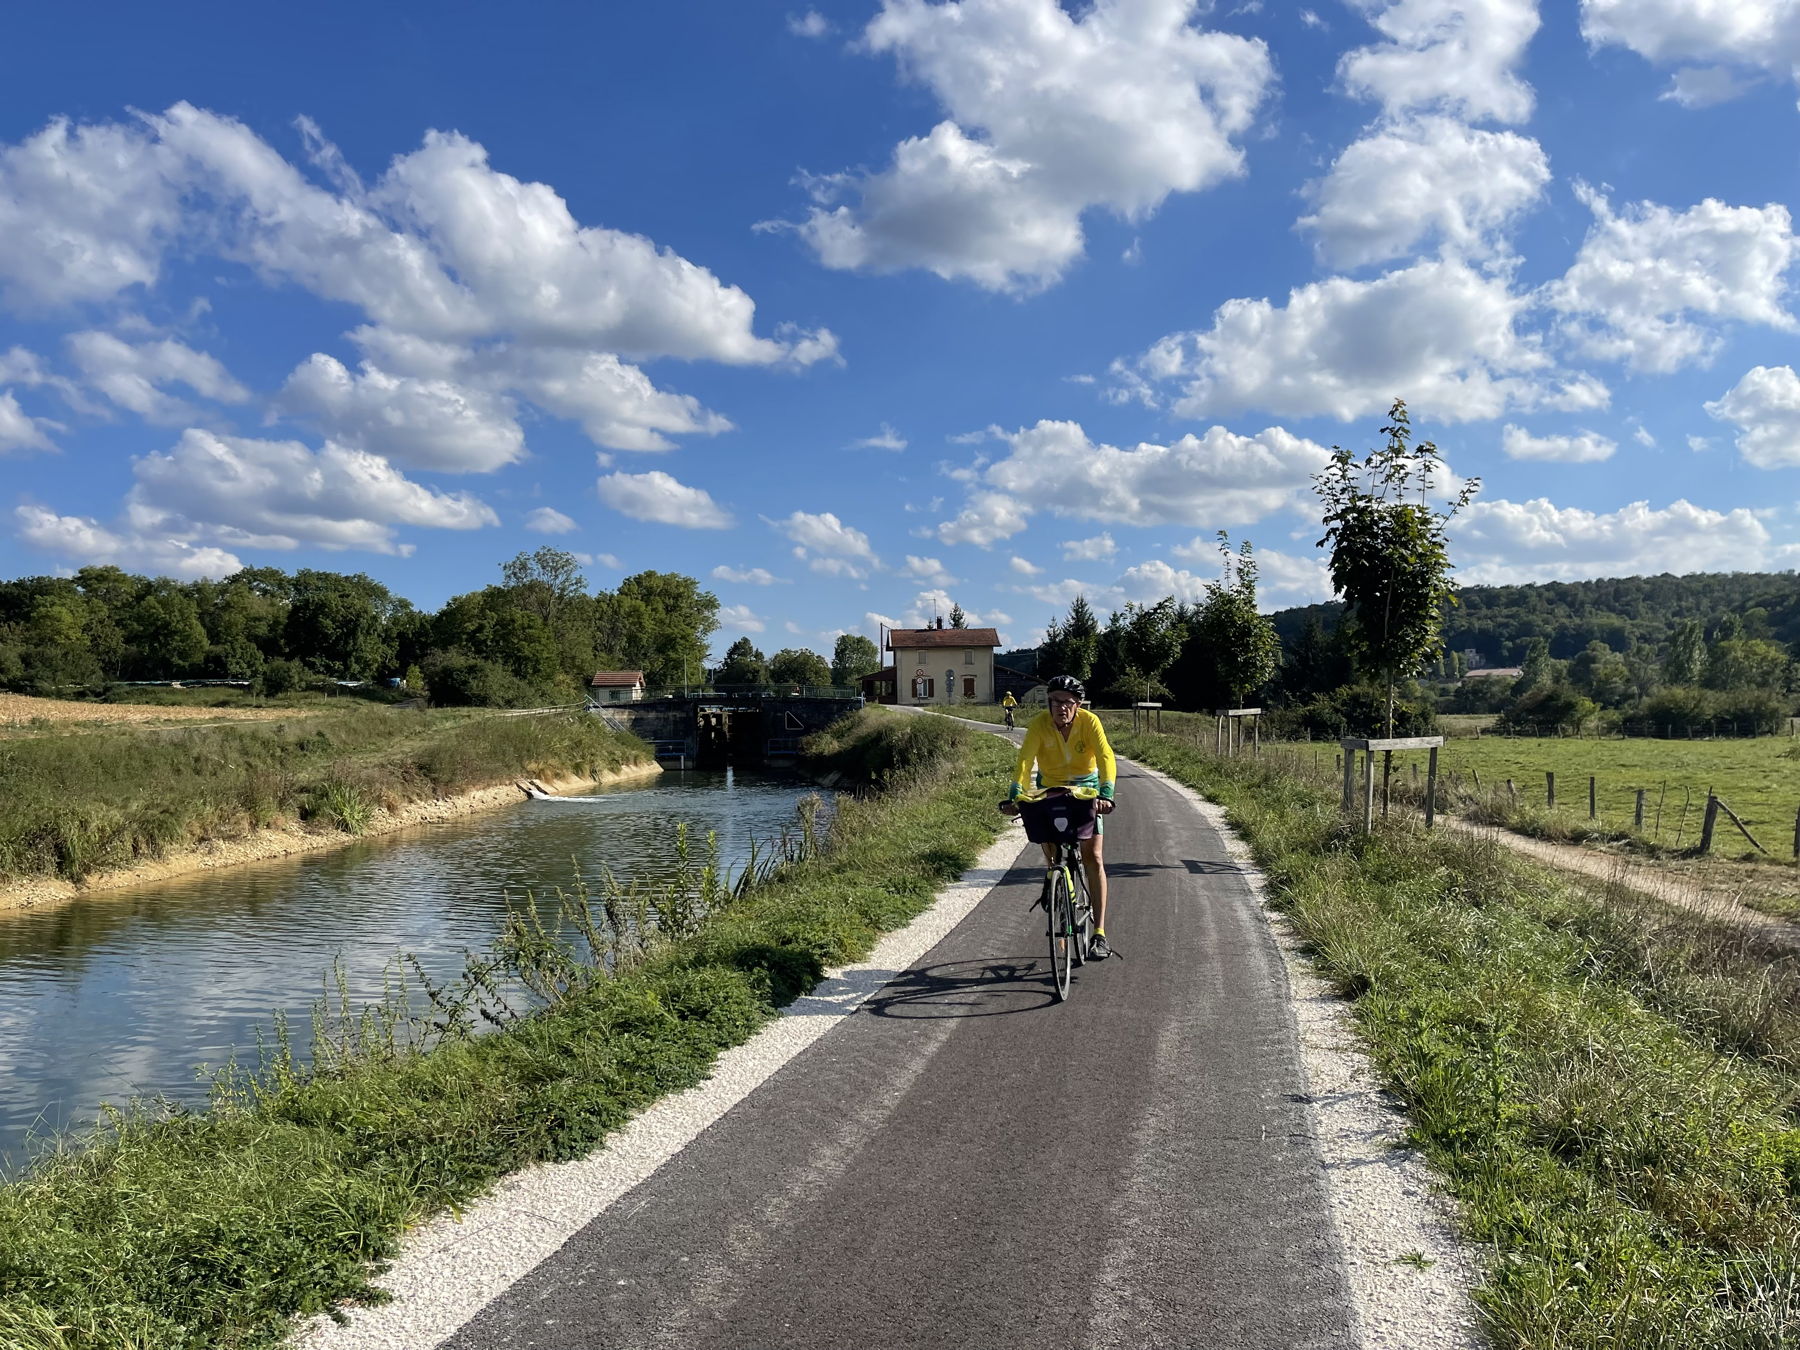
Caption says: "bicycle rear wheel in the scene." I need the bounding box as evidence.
[1047,867,1074,1001]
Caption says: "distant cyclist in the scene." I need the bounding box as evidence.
[999,675,1117,959]
[1001,690,1017,729]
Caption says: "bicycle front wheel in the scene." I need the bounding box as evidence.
[1047,867,1074,1001]
[1071,858,1092,968]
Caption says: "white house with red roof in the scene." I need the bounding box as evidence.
[885,620,1001,706]
[588,670,646,703]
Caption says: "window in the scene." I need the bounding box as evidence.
[963,676,976,698]
[964,650,974,665]
[912,677,934,699]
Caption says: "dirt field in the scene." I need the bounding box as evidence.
[0,692,296,728]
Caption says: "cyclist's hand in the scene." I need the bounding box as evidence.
[998,800,1019,816]
[1097,798,1115,815]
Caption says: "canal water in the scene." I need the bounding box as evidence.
[0,767,824,1171]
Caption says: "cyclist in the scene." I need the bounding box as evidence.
[1001,689,1017,729]
[999,674,1117,959]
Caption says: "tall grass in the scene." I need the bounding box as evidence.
[0,709,649,885]
[0,709,1012,1348]
[1114,728,1800,1348]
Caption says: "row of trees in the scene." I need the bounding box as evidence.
[712,634,881,688]
[0,550,724,707]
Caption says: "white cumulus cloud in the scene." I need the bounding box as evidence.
[900,554,958,585]
[1545,183,1799,374]
[0,391,56,452]
[127,428,497,554]
[1339,0,1541,123]
[1298,117,1549,268]
[1500,425,1618,462]
[850,422,907,451]
[1706,364,1800,468]
[276,352,524,471]
[784,0,1274,292]
[1062,532,1118,561]
[68,331,250,425]
[719,603,766,633]
[1454,496,1773,583]
[597,470,733,529]
[1580,0,1800,98]
[1121,258,1607,422]
[981,420,1332,525]
[525,507,577,534]
[14,504,243,578]
[712,564,780,584]
[772,509,877,560]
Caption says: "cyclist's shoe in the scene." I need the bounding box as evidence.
[1087,933,1113,961]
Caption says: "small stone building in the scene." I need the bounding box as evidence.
[886,622,1001,706]
[589,670,647,703]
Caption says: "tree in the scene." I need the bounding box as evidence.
[1038,595,1099,682]
[1569,639,1631,707]
[948,602,968,629]
[1315,400,1479,735]
[1704,638,1791,692]
[769,647,831,687]
[595,571,718,688]
[715,637,768,686]
[830,633,881,686]
[285,571,399,678]
[125,584,210,677]
[1662,619,1707,686]
[1194,535,1280,707]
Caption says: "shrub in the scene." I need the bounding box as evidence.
[422,652,549,708]
[1265,682,1438,740]
[257,659,308,698]
[1496,682,1597,735]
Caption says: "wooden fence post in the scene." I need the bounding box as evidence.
[1363,750,1375,835]
[1698,793,1719,854]
[1506,778,1516,804]
[1546,771,1555,809]
[1341,748,1353,813]
[1635,789,1646,832]
[1792,806,1799,861]
[1425,745,1439,830]
[1589,776,1597,821]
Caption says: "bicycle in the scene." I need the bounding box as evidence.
[1005,790,1096,1002]
[1002,706,1015,729]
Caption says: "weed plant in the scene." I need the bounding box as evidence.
[0,709,1012,1348]
[1114,727,1800,1348]
[0,709,648,885]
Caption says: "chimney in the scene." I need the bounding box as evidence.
[936,616,944,629]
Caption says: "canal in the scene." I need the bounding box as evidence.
[0,766,825,1171]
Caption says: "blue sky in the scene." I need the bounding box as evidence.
[4,0,1799,659]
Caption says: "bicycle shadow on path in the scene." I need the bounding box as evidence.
[859,956,1062,1019]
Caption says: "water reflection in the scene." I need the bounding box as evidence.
[0,767,824,1170]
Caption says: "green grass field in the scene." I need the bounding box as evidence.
[1434,734,1800,858]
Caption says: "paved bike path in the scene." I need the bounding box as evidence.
[446,756,1354,1350]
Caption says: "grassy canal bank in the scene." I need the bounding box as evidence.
[1112,727,1800,1348]
[0,710,1013,1349]
[0,705,655,908]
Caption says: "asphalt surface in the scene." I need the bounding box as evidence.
[446,754,1355,1350]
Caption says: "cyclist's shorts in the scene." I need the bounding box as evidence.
[1017,793,1098,844]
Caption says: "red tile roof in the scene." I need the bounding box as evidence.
[886,628,1001,650]
[589,670,646,687]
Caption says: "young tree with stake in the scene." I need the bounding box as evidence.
[1315,400,1478,736]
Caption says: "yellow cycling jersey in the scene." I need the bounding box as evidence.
[1010,708,1117,802]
